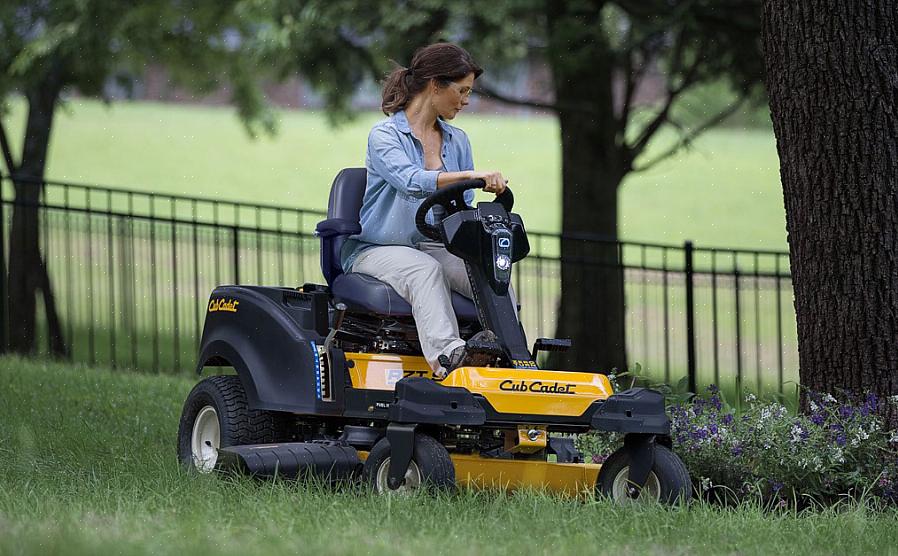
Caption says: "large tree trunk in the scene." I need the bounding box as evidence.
[545,1,628,373]
[763,1,898,420]
[7,61,67,356]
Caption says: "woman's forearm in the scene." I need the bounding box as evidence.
[436,171,474,189]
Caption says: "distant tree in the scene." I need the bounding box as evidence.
[763,1,898,419]
[0,1,275,355]
[261,0,766,372]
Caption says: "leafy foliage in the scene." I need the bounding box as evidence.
[581,386,898,506]
[0,0,278,136]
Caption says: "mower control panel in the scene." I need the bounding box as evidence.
[490,227,513,288]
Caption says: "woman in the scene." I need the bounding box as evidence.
[340,43,509,378]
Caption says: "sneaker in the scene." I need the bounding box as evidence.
[435,330,499,379]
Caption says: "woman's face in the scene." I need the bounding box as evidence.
[432,72,475,120]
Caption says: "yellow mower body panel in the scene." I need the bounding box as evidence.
[440,367,612,416]
[345,352,612,417]
[357,451,600,496]
[346,353,433,389]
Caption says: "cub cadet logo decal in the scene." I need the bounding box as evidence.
[208,298,239,313]
[499,379,577,395]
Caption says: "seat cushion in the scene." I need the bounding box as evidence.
[332,272,478,321]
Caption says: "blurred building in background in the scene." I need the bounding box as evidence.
[103,58,665,115]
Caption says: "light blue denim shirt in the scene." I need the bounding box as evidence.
[340,110,475,272]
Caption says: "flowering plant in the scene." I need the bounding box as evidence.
[580,385,898,505]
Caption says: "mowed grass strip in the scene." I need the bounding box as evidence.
[1,356,897,555]
[3,98,788,250]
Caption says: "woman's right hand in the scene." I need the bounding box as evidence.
[469,170,507,195]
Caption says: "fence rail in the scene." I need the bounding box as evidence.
[0,174,797,396]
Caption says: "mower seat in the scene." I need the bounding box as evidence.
[317,168,478,321]
[332,272,478,319]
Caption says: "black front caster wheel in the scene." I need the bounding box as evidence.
[363,434,455,493]
[596,444,691,504]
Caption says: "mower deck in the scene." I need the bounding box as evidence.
[358,451,602,495]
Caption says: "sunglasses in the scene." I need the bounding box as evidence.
[446,81,473,99]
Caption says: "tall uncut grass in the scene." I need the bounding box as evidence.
[2,356,898,555]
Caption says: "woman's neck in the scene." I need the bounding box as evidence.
[404,95,439,137]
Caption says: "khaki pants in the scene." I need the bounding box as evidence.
[352,242,516,372]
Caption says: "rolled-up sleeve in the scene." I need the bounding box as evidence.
[460,130,476,204]
[368,126,440,198]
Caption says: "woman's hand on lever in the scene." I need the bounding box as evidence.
[469,170,507,195]
[436,170,508,194]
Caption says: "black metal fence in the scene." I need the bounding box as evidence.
[0,174,797,396]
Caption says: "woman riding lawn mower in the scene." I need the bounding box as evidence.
[177,42,692,503]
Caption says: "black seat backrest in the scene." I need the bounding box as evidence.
[317,168,366,285]
[328,168,367,220]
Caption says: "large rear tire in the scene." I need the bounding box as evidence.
[363,434,455,493]
[596,444,691,505]
[177,375,293,472]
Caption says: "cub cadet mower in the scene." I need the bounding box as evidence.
[177,169,692,503]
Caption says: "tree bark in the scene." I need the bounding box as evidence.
[545,1,629,373]
[7,60,67,356]
[763,1,898,419]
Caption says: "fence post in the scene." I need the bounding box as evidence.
[232,225,240,285]
[0,174,6,354]
[684,240,697,394]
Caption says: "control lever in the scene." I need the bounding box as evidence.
[531,338,572,360]
[323,303,348,393]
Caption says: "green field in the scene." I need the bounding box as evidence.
[2,98,788,251]
[1,356,895,555]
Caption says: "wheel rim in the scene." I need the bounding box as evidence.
[375,457,422,493]
[610,466,661,503]
[190,405,220,472]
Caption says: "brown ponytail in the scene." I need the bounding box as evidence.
[381,43,483,115]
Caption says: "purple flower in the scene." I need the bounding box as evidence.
[709,424,719,436]
[708,384,720,394]
[592,454,607,464]
[865,392,879,411]
[770,480,784,493]
[811,413,825,426]
[722,414,734,425]
[835,434,847,447]
[731,444,743,456]
[839,405,854,419]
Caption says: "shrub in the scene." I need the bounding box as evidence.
[579,386,898,506]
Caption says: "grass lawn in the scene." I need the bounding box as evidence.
[3,98,788,251]
[1,356,896,555]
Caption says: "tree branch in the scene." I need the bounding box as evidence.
[624,37,705,161]
[630,94,749,172]
[0,118,17,176]
[617,46,651,134]
[473,81,561,113]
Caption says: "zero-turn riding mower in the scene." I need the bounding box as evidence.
[177,168,692,503]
